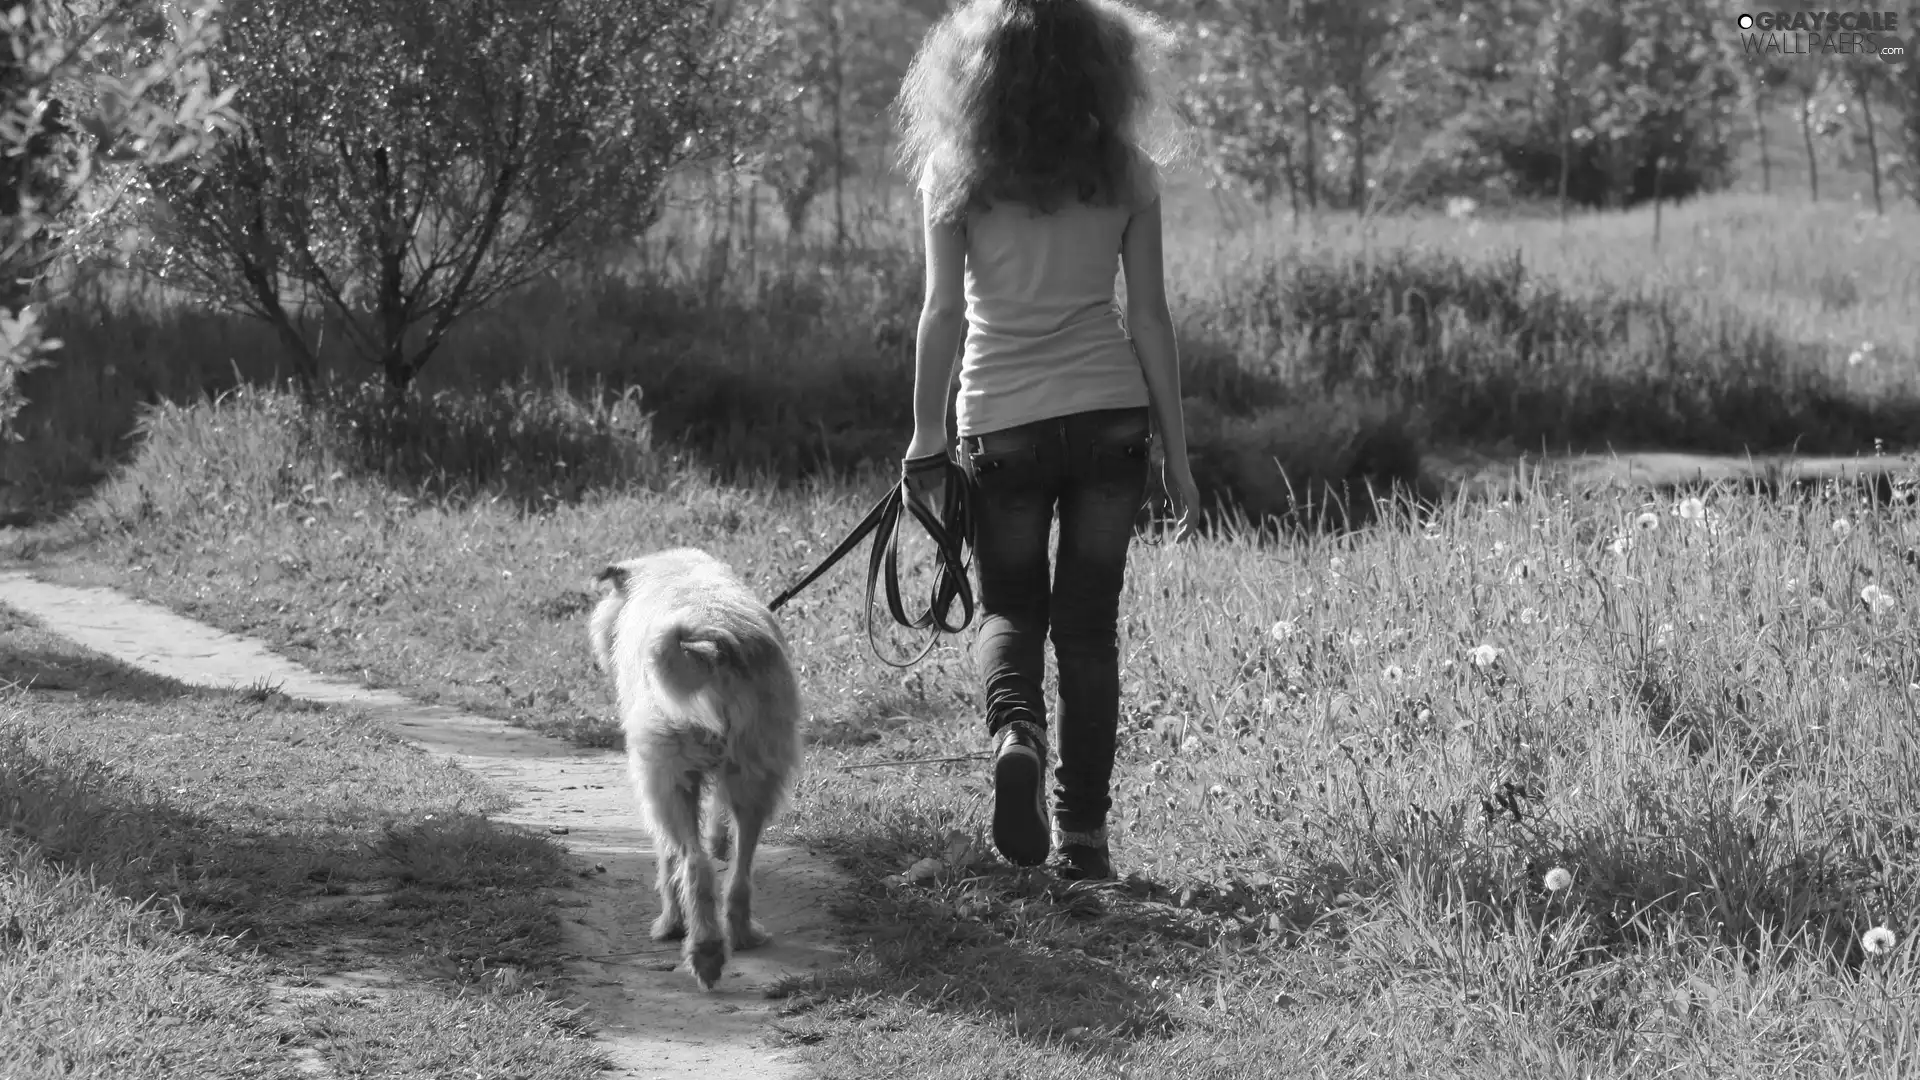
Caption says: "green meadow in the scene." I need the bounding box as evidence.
[6,91,1920,1077]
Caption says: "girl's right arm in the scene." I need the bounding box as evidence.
[1121,197,1200,539]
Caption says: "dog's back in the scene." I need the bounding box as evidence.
[590,548,801,807]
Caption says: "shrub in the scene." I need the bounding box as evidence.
[132,0,773,397]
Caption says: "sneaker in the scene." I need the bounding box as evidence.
[991,720,1050,866]
[1050,824,1113,882]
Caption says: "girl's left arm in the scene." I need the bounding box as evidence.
[905,200,967,461]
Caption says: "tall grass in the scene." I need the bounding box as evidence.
[35,371,1920,1076]
[9,187,1918,529]
[13,169,1920,1075]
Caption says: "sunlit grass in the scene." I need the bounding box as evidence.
[0,611,607,1078]
[17,379,1920,1076]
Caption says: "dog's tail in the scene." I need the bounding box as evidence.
[595,563,753,706]
[652,621,745,701]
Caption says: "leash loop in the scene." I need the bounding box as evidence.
[766,455,973,668]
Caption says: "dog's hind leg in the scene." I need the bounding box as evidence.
[640,761,709,957]
[721,783,774,951]
[649,846,686,942]
[705,786,732,862]
[648,768,728,989]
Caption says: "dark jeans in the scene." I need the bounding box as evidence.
[959,405,1150,833]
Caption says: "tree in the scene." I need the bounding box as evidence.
[134,0,773,399]
[1183,0,1341,216]
[1844,60,1890,214]
[0,0,235,443]
[1737,35,1794,194]
[1182,2,1301,215]
[1310,0,1403,211]
[1784,62,1829,200]
[758,0,850,242]
[1890,3,1920,205]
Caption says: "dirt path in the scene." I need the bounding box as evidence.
[1426,449,1914,502]
[0,570,842,1080]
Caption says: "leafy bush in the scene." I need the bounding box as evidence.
[133,0,773,396]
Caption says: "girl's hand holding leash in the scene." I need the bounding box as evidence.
[902,428,950,513]
[902,449,949,513]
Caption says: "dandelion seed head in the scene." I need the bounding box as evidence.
[1676,497,1707,521]
[1832,518,1852,538]
[1382,664,1404,684]
[1607,534,1631,556]
[1864,925,1898,955]
[1544,867,1572,892]
[1519,607,1539,625]
[1862,583,1896,615]
[1633,512,1661,532]
[1469,644,1500,669]
[1269,619,1296,643]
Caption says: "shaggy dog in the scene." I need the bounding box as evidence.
[588,548,803,990]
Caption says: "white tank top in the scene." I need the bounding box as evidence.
[922,159,1158,437]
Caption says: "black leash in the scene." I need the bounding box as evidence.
[766,454,973,668]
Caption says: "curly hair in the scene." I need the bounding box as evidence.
[894,0,1184,225]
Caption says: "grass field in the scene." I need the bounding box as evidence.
[12,354,1920,1075]
[7,112,1920,1076]
[0,607,607,1078]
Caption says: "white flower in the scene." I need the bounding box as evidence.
[1832,518,1852,539]
[1676,497,1707,522]
[1469,644,1500,669]
[1543,867,1572,892]
[1862,583,1896,616]
[1864,925,1898,956]
[1633,512,1661,532]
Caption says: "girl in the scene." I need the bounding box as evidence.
[895,0,1200,880]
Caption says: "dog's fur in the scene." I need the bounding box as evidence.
[588,548,803,990]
